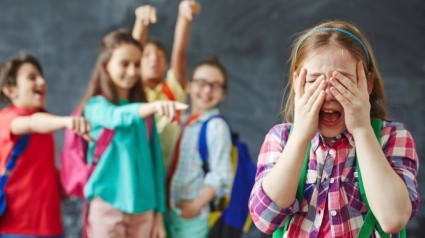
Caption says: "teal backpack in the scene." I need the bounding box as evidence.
[273,119,406,238]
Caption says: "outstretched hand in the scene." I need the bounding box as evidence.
[135,5,157,26]
[292,68,327,142]
[329,61,371,134]
[67,117,94,142]
[179,0,201,21]
[154,101,189,124]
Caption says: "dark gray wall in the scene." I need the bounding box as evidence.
[1,0,424,237]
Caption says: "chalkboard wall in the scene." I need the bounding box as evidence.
[1,0,424,237]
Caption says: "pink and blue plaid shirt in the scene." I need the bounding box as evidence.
[249,121,419,238]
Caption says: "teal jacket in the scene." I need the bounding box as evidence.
[83,96,165,213]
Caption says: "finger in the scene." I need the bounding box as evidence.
[357,61,368,92]
[78,118,87,134]
[294,68,306,96]
[332,71,357,95]
[150,7,157,23]
[311,90,326,115]
[167,102,176,122]
[330,86,350,108]
[306,77,326,106]
[174,102,189,110]
[82,134,95,142]
[304,74,325,98]
[85,119,92,132]
[329,76,354,103]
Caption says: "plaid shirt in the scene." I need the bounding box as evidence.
[249,121,419,238]
[169,109,232,219]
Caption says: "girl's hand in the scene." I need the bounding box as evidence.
[175,200,202,219]
[292,68,327,142]
[154,101,188,123]
[179,0,201,21]
[330,61,371,134]
[67,117,94,142]
[135,5,157,26]
[150,213,166,238]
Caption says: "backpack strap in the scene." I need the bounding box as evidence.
[162,83,176,101]
[199,115,231,174]
[0,134,31,215]
[198,115,232,212]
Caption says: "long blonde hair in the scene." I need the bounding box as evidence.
[282,20,388,122]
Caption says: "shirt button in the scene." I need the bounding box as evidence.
[331,210,337,216]
[329,149,336,156]
[354,172,358,178]
[336,134,341,140]
[330,178,335,184]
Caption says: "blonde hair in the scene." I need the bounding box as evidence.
[282,20,388,122]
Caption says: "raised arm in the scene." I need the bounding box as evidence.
[11,112,93,141]
[171,0,201,88]
[132,5,157,46]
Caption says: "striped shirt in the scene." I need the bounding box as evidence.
[249,121,419,238]
[169,108,232,219]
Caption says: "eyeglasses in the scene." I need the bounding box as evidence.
[192,79,224,91]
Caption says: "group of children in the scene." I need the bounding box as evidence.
[0,1,420,238]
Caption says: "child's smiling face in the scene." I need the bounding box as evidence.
[188,64,225,114]
[302,45,358,139]
[6,63,47,110]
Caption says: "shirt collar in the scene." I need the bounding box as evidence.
[312,129,354,151]
[182,108,220,125]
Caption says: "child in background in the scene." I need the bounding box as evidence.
[249,20,419,237]
[132,0,201,168]
[0,54,91,237]
[167,57,232,238]
[79,29,187,238]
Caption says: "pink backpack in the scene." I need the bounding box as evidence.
[60,107,115,198]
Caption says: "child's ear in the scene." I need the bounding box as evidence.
[367,72,373,95]
[2,85,16,99]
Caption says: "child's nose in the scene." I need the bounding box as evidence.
[36,76,46,85]
[324,77,334,101]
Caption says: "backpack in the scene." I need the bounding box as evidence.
[198,115,256,238]
[273,119,407,238]
[0,134,30,216]
[60,107,115,198]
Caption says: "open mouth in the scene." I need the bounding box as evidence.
[319,110,342,125]
[34,89,45,96]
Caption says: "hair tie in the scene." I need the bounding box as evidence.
[294,27,370,66]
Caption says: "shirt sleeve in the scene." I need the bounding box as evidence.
[165,69,187,103]
[381,121,420,219]
[203,118,232,200]
[150,117,166,213]
[83,96,143,129]
[248,123,299,234]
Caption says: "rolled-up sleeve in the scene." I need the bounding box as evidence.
[203,118,232,199]
[249,123,299,234]
[382,121,420,219]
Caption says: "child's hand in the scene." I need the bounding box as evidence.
[329,62,371,134]
[292,68,327,142]
[175,200,202,219]
[135,5,157,26]
[154,101,188,123]
[150,213,166,238]
[67,117,94,142]
[179,0,201,21]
